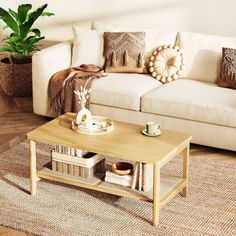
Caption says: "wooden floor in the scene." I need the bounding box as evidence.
[0,89,235,236]
[0,89,50,154]
[0,227,34,236]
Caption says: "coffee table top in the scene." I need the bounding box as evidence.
[27,113,192,164]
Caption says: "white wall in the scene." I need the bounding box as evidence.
[1,0,236,46]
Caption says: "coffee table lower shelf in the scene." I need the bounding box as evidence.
[37,165,186,206]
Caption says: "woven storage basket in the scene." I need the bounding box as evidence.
[0,53,32,97]
[51,150,106,178]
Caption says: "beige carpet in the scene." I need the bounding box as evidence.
[0,141,236,236]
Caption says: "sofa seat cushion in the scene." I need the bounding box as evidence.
[90,73,162,111]
[141,79,236,127]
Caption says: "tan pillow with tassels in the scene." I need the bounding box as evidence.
[103,32,146,73]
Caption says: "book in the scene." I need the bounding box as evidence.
[105,171,132,181]
[70,148,75,156]
[54,145,85,157]
[105,171,132,187]
[131,162,153,192]
[143,163,153,192]
[138,162,143,191]
[75,149,84,157]
[131,162,139,189]
[105,177,132,187]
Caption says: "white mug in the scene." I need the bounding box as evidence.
[146,121,161,135]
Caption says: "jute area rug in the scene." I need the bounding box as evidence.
[0,141,236,236]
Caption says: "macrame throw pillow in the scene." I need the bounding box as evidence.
[103,32,146,73]
[148,45,185,83]
[217,47,236,89]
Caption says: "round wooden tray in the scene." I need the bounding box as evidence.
[71,116,113,135]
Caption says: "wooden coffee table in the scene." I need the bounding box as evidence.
[27,112,192,226]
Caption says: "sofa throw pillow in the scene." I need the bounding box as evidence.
[72,26,105,68]
[148,45,185,83]
[103,32,146,73]
[217,47,236,89]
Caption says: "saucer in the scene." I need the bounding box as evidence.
[142,129,161,137]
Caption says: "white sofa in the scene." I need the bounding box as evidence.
[32,23,236,152]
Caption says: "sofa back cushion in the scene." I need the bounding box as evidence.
[92,22,178,70]
[178,32,236,83]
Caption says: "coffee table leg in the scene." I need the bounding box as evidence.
[182,145,190,197]
[153,162,160,226]
[29,140,38,196]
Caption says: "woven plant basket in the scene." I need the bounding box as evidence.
[0,53,32,97]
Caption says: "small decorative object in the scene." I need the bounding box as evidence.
[73,79,113,135]
[72,116,113,135]
[111,162,134,176]
[148,44,185,84]
[0,4,54,96]
[74,83,93,130]
[142,121,161,137]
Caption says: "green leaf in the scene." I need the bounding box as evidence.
[26,36,44,45]
[15,46,24,53]
[9,9,18,21]
[20,4,47,38]
[0,7,19,33]
[41,12,54,17]
[27,4,48,21]
[0,45,14,52]
[9,36,21,43]
[3,33,20,45]
[8,32,20,39]
[1,39,20,54]
[30,28,41,37]
[3,33,19,42]
[25,35,35,42]
[9,32,18,37]
[18,4,32,23]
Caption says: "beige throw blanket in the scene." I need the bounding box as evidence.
[48,64,104,117]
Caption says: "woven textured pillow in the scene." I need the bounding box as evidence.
[103,32,146,73]
[217,47,236,89]
[148,45,185,83]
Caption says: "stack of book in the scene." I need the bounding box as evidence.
[54,145,87,157]
[131,162,153,192]
[104,162,153,192]
[51,145,105,178]
[105,171,132,187]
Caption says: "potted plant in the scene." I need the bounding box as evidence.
[0,4,54,96]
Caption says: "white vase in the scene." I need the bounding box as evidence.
[75,107,92,130]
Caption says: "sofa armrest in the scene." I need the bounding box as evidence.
[32,41,72,117]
